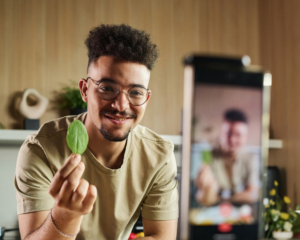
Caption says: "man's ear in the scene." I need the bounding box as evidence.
[147,90,151,102]
[79,78,88,103]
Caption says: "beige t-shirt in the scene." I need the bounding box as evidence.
[14,113,178,240]
[210,149,260,194]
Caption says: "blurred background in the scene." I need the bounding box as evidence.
[0,0,300,233]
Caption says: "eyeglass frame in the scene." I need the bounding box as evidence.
[86,77,151,106]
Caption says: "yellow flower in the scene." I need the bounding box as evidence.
[280,212,289,220]
[265,204,270,208]
[271,209,280,221]
[270,189,276,196]
[271,209,280,215]
[269,199,275,205]
[274,180,278,186]
[284,196,291,204]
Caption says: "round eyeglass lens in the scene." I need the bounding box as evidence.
[98,81,120,100]
[128,87,148,106]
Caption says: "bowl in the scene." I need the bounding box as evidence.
[272,231,293,240]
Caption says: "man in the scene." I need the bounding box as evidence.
[15,24,178,240]
[195,109,259,206]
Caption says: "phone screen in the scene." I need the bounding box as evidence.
[188,67,265,240]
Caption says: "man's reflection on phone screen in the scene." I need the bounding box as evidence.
[194,109,259,207]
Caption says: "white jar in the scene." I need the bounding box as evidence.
[272,231,293,240]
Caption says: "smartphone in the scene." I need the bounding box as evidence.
[179,55,271,240]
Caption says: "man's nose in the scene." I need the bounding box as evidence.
[227,135,234,146]
[111,90,130,112]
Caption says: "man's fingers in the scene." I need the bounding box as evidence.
[60,154,82,177]
[197,169,211,188]
[81,185,97,214]
[71,179,89,203]
[49,154,81,197]
[57,162,86,204]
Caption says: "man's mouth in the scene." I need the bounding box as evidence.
[106,116,127,121]
[104,114,133,125]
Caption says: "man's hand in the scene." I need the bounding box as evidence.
[49,153,97,220]
[195,165,218,190]
[195,165,220,206]
[19,154,98,240]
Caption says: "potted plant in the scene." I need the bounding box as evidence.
[264,180,299,239]
[58,81,87,115]
[288,205,300,238]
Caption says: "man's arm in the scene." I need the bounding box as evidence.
[18,154,97,240]
[140,151,178,240]
[229,185,259,203]
[140,218,178,240]
[19,211,49,239]
[18,208,82,240]
[230,154,260,204]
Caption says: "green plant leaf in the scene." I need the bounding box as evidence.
[202,150,212,164]
[58,80,87,110]
[66,120,89,154]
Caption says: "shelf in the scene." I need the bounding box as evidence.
[0,130,36,144]
[0,130,282,149]
[161,135,283,149]
[160,135,182,145]
[268,139,283,149]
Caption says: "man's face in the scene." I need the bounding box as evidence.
[219,121,249,154]
[80,56,151,142]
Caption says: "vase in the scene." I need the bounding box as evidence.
[272,231,293,240]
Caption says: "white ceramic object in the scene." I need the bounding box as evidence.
[272,231,293,240]
[19,88,49,119]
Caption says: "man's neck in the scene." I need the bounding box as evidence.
[214,145,236,161]
[218,148,237,165]
[84,115,127,169]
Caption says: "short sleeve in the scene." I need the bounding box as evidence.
[15,139,55,214]
[142,153,179,221]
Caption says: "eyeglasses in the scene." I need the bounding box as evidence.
[86,77,151,106]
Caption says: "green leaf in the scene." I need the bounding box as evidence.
[202,150,213,164]
[66,120,89,154]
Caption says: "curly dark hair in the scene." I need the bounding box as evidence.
[84,24,159,71]
[224,109,248,123]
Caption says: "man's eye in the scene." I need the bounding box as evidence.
[129,91,145,98]
[130,91,143,96]
[100,86,114,92]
